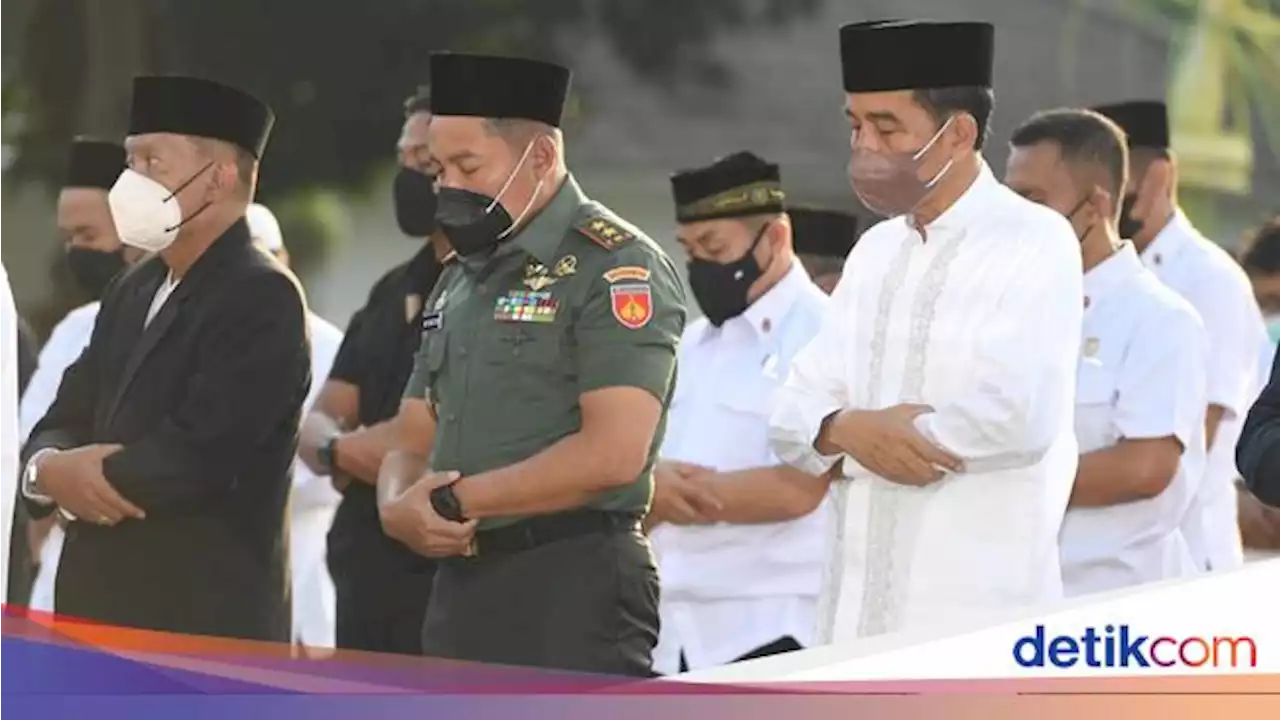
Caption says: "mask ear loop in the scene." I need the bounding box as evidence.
[496,138,548,241]
[161,161,218,233]
[486,139,538,213]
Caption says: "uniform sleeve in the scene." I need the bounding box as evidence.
[574,244,686,401]
[326,307,368,385]
[1114,304,1208,448]
[768,258,858,477]
[1186,276,1261,419]
[22,313,107,468]
[914,215,1084,473]
[102,272,312,511]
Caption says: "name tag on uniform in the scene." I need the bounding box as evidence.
[422,312,443,332]
[494,290,558,323]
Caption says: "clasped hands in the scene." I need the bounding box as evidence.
[36,444,145,526]
[825,404,964,486]
[645,460,725,530]
[379,469,478,558]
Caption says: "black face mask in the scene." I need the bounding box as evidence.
[687,223,768,327]
[66,247,126,300]
[393,167,439,238]
[435,187,515,258]
[1117,194,1142,240]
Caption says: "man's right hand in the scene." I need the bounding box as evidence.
[37,447,146,526]
[648,461,722,528]
[825,405,963,486]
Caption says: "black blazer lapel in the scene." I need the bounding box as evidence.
[105,274,188,424]
[104,218,253,424]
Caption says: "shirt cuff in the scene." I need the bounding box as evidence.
[801,405,847,476]
[23,448,59,506]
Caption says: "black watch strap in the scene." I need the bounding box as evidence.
[318,435,340,474]
[430,481,467,522]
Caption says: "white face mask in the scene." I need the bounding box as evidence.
[108,167,207,253]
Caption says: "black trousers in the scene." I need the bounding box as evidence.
[330,549,436,656]
[678,636,804,673]
[422,529,659,676]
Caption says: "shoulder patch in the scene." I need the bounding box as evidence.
[602,265,651,283]
[575,216,636,251]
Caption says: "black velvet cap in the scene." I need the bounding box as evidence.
[789,208,861,259]
[64,138,125,190]
[429,53,572,127]
[841,20,994,92]
[128,76,275,158]
[1093,100,1169,149]
[670,151,786,223]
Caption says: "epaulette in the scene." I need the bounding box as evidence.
[574,214,636,251]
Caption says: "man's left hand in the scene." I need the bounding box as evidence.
[379,470,477,558]
[1239,486,1280,551]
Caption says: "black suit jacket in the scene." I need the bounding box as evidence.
[22,219,311,641]
[1238,343,1280,506]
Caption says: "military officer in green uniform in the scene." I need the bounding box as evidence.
[377,52,687,677]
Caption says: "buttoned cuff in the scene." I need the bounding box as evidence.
[800,405,847,477]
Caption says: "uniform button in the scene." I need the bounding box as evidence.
[447,413,457,422]
[1083,296,1091,309]
[459,345,467,357]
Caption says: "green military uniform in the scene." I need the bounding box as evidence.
[404,175,687,530]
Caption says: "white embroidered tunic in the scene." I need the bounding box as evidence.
[769,162,1083,642]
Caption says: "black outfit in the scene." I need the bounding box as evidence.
[422,521,659,677]
[22,220,310,641]
[6,316,41,605]
[677,636,803,673]
[326,244,444,655]
[1238,344,1280,506]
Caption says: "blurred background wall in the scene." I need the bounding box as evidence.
[3,0,1277,334]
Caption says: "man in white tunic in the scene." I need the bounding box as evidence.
[245,202,344,653]
[1095,101,1265,572]
[22,139,134,613]
[645,152,830,674]
[1,262,19,600]
[769,20,1083,642]
[1005,108,1208,596]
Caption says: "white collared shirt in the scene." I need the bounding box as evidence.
[1060,243,1207,596]
[19,301,100,443]
[651,260,830,674]
[1140,211,1264,571]
[770,161,1083,642]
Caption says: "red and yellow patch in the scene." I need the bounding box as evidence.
[610,283,653,330]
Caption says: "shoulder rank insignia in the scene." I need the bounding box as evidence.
[575,216,635,251]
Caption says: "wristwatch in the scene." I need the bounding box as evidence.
[316,435,340,475]
[429,480,468,523]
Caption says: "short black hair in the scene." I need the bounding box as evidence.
[1009,108,1129,201]
[403,86,431,118]
[1240,216,1280,275]
[913,86,994,150]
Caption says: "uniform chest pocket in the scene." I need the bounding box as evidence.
[1074,357,1120,453]
[487,324,564,369]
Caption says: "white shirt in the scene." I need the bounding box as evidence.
[1060,244,1207,596]
[1,264,20,599]
[19,302,100,443]
[290,312,344,649]
[650,261,830,674]
[770,162,1083,643]
[1140,211,1263,571]
[21,302,101,613]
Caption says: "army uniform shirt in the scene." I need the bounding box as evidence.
[404,175,687,530]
